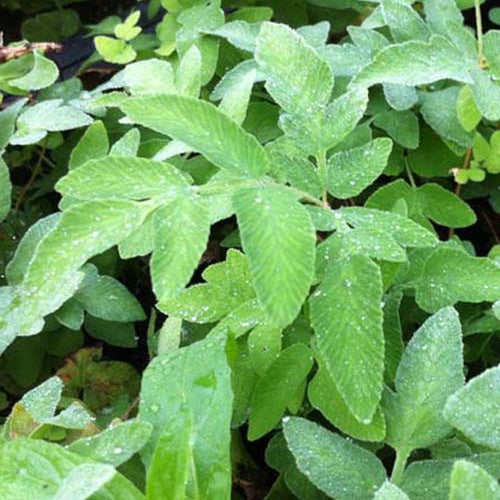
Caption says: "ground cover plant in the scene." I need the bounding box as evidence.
[0,0,499,498]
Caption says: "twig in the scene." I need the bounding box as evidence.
[120,396,140,421]
[482,210,500,244]
[449,147,473,239]
[0,42,62,62]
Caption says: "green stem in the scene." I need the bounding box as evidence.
[316,149,329,206]
[404,159,417,189]
[475,0,484,67]
[391,448,410,485]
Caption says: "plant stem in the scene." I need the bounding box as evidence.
[391,448,410,485]
[475,0,485,67]
[404,159,416,189]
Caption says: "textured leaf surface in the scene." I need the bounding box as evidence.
[449,460,500,500]
[255,22,333,115]
[57,156,189,202]
[444,366,500,450]
[283,418,387,499]
[0,157,11,222]
[248,344,313,440]
[374,481,410,500]
[234,186,316,327]
[151,196,210,302]
[0,438,143,500]
[383,307,464,452]
[139,333,232,500]
[308,362,386,441]
[309,254,385,423]
[68,421,152,466]
[415,248,500,312]
[326,138,392,198]
[352,36,472,88]
[122,94,268,178]
[69,120,109,170]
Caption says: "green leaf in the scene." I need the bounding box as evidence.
[57,156,189,202]
[12,99,92,146]
[449,460,500,500]
[69,121,109,170]
[0,99,25,152]
[53,463,116,500]
[308,361,386,441]
[383,307,464,453]
[5,213,60,285]
[0,201,150,354]
[68,420,153,466]
[309,254,384,423]
[339,206,437,248]
[456,85,481,132]
[157,316,182,356]
[233,186,316,327]
[114,11,142,41]
[110,128,140,157]
[373,110,419,149]
[443,366,500,450]
[10,51,59,91]
[95,36,137,65]
[255,22,333,115]
[415,248,500,312]
[352,35,472,88]
[0,438,144,500]
[381,0,431,42]
[383,84,418,111]
[22,9,80,42]
[123,59,176,95]
[420,87,474,147]
[151,195,210,302]
[176,45,202,98]
[283,417,387,499]
[159,249,254,322]
[374,481,410,500]
[417,184,476,228]
[122,94,268,178]
[0,157,11,222]
[74,270,145,322]
[326,138,393,198]
[139,333,232,500]
[400,454,500,500]
[248,344,313,440]
[85,316,137,348]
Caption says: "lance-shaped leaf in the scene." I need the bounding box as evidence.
[308,361,386,442]
[309,254,385,423]
[69,120,109,170]
[283,418,387,499]
[248,344,313,440]
[139,333,232,500]
[57,156,190,202]
[121,94,268,178]
[383,307,464,454]
[151,195,210,302]
[255,22,333,115]
[352,35,473,88]
[0,200,150,354]
[374,481,410,500]
[443,366,500,450]
[449,460,500,500]
[0,157,11,222]
[68,420,153,466]
[233,186,316,327]
[0,438,144,500]
[326,138,393,199]
[415,248,500,312]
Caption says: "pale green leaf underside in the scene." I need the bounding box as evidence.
[449,460,500,500]
[352,35,473,88]
[151,196,211,302]
[310,254,385,423]
[444,366,500,450]
[121,94,269,178]
[138,333,232,500]
[283,418,387,500]
[233,186,316,327]
[384,307,464,452]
